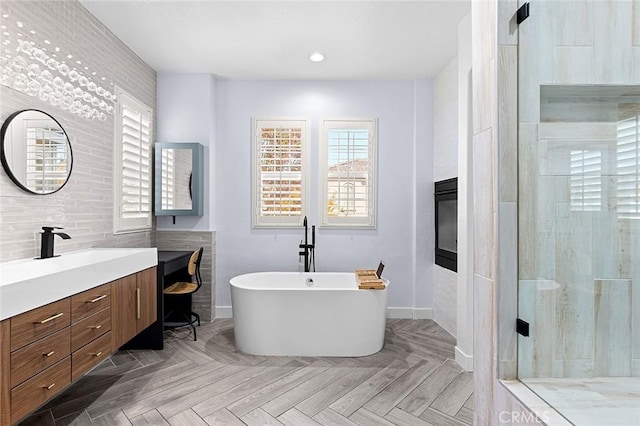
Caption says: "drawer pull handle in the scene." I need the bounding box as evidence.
[44,351,55,357]
[89,325,102,330]
[44,383,56,390]
[87,295,107,303]
[136,288,141,320]
[93,351,102,357]
[36,312,64,324]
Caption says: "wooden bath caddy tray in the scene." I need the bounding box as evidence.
[356,269,385,290]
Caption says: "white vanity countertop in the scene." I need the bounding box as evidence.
[0,247,157,321]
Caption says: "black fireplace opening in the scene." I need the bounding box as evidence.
[435,178,457,272]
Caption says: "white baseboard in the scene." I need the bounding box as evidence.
[455,346,474,371]
[215,306,232,318]
[216,306,433,320]
[386,307,433,319]
[412,308,433,319]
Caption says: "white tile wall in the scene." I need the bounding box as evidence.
[433,55,459,182]
[473,273,496,425]
[433,265,457,337]
[593,0,632,84]
[472,128,496,280]
[634,47,640,83]
[432,55,459,338]
[554,47,594,84]
[634,0,640,46]
[594,279,632,377]
[0,0,156,262]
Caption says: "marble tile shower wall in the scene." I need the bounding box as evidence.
[517,0,640,379]
[0,0,156,262]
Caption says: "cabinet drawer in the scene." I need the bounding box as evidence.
[10,327,70,388]
[11,357,71,424]
[71,307,111,352]
[71,283,111,324]
[10,298,71,351]
[72,331,111,381]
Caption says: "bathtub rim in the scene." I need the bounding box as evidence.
[229,271,390,291]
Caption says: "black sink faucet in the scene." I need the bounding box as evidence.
[40,226,71,259]
[298,216,315,272]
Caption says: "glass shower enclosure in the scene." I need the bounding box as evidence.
[516,1,639,425]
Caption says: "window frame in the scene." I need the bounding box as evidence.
[113,86,153,234]
[319,118,378,229]
[251,117,309,228]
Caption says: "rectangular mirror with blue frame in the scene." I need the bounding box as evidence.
[154,142,203,216]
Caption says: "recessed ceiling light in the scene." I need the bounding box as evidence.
[309,52,324,62]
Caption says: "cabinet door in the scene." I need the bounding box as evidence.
[111,274,137,349]
[136,267,157,332]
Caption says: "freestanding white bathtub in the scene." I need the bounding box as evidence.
[230,272,389,357]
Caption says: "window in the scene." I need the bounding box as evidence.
[114,87,152,233]
[320,118,377,228]
[617,108,640,219]
[252,118,308,227]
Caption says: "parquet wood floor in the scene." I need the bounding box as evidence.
[19,319,473,426]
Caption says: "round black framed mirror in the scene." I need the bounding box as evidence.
[1,109,73,195]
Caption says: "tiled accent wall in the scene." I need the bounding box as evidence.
[0,0,156,262]
[434,265,457,338]
[156,231,215,323]
[471,0,499,423]
[517,0,640,379]
[472,0,526,424]
[434,56,459,182]
[433,55,459,338]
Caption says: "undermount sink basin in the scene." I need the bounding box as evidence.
[0,248,157,320]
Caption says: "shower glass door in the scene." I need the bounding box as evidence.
[517,1,640,424]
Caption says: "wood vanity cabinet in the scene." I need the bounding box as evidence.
[111,267,157,350]
[0,266,157,425]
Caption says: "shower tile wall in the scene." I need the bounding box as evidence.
[517,0,640,379]
[0,1,156,262]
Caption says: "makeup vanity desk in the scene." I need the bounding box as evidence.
[123,250,193,350]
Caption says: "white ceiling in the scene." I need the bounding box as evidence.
[80,0,470,80]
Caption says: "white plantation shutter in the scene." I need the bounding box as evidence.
[161,148,175,210]
[252,119,308,227]
[114,88,152,233]
[617,115,640,219]
[321,119,377,228]
[25,125,68,193]
[570,149,602,212]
